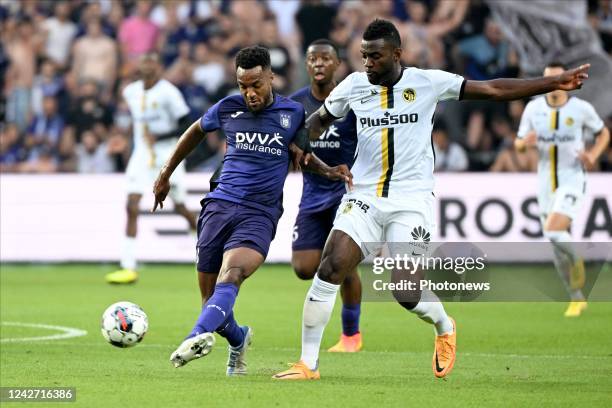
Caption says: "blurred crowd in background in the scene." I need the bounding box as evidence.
[1,0,611,174]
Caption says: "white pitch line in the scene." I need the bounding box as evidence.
[0,322,87,343]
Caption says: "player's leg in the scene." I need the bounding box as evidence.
[274,197,379,380]
[542,187,586,316]
[198,271,218,304]
[322,205,363,353]
[172,247,262,369]
[327,267,363,352]
[293,206,364,352]
[291,249,321,280]
[386,201,456,379]
[172,202,272,372]
[106,193,141,283]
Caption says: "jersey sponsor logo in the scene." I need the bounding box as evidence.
[359,112,419,128]
[235,131,284,156]
[402,88,416,102]
[280,113,291,129]
[537,134,575,143]
[411,226,431,243]
[310,124,340,149]
[230,111,244,118]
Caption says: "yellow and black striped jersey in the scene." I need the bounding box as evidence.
[517,96,604,192]
[324,68,464,198]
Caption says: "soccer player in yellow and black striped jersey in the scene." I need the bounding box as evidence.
[516,62,610,317]
[274,19,593,381]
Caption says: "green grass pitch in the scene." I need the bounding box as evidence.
[1,264,611,407]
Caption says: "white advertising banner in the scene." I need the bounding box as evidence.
[1,173,610,263]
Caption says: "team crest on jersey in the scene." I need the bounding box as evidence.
[343,202,353,214]
[565,117,574,126]
[151,101,158,108]
[280,113,291,129]
[403,88,416,102]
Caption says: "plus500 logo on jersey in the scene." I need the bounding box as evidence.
[360,113,419,128]
[235,132,284,156]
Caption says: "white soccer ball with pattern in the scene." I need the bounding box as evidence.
[101,301,148,348]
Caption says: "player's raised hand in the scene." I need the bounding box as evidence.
[152,174,170,212]
[557,64,590,91]
[327,164,354,191]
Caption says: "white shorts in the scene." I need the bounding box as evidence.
[538,185,584,223]
[126,146,186,203]
[332,191,436,257]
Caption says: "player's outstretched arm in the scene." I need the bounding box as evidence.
[305,105,337,140]
[462,64,590,101]
[152,120,206,211]
[579,126,610,168]
[301,153,353,190]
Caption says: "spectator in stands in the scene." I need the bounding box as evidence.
[31,59,66,117]
[42,1,77,69]
[192,42,225,96]
[489,115,537,172]
[454,18,517,80]
[0,123,27,172]
[433,122,469,172]
[76,129,115,173]
[296,0,337,53]
[23,96,64,170]
[401,0,445,68]
[260,16,292,93]
[0,0,608,175]
[5,16,41,131]
[589,0,612,53]
[71,19,117,100]
[66,80,113,143]
[118,0,159,72]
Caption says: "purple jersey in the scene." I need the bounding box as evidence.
[200,94,305,221]
[290,87,357,213]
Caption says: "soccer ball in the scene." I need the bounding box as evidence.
[101,301,148,348]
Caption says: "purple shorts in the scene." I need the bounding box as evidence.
[292,203,340,251]
[196,199,277,273]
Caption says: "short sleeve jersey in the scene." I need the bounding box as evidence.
[518,96,604,192]
[324,68,465,198]
[199,94,305,221]
[289,86,358,213]
[122,79,190,151]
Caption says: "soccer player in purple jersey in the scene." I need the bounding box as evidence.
[289,39,363,352]
[152,46,352,376]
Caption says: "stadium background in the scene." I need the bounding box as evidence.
[1,1,612,407]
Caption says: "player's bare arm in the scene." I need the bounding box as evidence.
[579,126,610,167]
[301,153,354,190]
[305,105,337,140]
[152,120,206,211]
[463,64,591,101]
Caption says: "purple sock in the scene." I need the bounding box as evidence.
[188,283,238,338]
[342,304,361,336]
[216,311,245,348]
